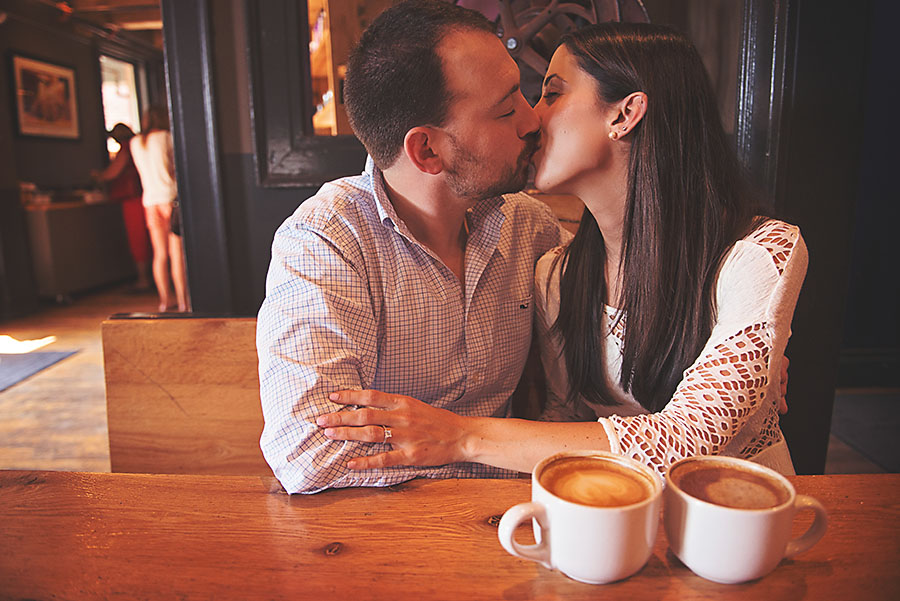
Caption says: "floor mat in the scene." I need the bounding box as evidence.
[0,351,78,392]
[831,392,900,472]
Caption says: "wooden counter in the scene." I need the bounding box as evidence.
[25,200,135,301]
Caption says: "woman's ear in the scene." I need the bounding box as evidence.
[403,127,443,175]
[609,91,647,139]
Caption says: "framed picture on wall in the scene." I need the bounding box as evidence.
[11,54,80,139]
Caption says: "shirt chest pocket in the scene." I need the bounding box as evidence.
[490,294,534,348]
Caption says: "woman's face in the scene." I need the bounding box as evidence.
[532,46,619,195]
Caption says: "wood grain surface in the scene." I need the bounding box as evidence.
[1,472,897,600]
[102,318,269,475]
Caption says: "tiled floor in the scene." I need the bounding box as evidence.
[0,284,888,474]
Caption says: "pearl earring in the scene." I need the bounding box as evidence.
[609,131,618,140]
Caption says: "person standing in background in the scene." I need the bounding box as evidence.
[93,123,152,292]
[129,106,189,312]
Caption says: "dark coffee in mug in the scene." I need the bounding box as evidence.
[538,455,655,507]
[669,460,792,509]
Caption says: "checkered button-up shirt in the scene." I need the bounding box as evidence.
[257,159,565,493]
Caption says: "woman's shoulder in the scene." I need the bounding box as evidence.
[535,244,569,313]
[536,244,568,282]
[743,218,802,250]
[733,218,806,276]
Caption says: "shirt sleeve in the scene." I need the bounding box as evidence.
[257,216,384,493]
[257,214,517,493]
[600,222,808,476]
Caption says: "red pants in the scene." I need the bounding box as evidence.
[121,197,151,263]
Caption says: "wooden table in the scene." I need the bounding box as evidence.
[1,471,898,600]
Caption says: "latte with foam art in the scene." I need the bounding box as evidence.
[539,456,654,507]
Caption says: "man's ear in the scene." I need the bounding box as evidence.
[609,91,647,138]
[403,127,443,175]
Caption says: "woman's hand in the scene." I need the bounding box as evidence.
[316,390,471,470]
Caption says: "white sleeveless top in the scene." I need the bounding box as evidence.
[534,219,807,476]
[130,131,178,207]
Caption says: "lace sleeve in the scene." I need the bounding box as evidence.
[600,221,808,475]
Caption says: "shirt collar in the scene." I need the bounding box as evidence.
[366,155,404,231]
[366,154,507,239]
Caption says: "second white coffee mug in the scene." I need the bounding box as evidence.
[664,455,828,584]
[498,450,663,584]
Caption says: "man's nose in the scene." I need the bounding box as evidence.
[517,96,541,138]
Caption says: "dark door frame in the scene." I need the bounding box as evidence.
[244,0,368,188]
[161,0,234,314]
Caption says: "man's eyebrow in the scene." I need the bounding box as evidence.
[493,83,520,107]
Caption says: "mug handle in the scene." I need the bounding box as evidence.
[785,495,828,557]
[497,502,552,569]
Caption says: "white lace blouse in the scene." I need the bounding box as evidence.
[534,219,808,476]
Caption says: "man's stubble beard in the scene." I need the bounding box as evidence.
[444,134,537,202]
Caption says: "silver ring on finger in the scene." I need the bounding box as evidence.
[381,425,393,444]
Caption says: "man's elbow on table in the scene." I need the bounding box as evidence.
[257,389,354,492]
[262,436,421,494]
[262,445,350,494]
[271,463,332,495]
[260,424,392,493]
[257,415,352,493]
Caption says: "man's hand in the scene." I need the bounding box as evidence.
[316,390,469,470]
[778,356,790,415]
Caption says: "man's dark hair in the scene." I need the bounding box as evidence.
[343,0,496,169]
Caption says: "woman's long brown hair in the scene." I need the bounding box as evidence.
[139,105,169,141]
[554,23,769,412]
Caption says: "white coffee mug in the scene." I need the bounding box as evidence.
[664,455,828,584]
[498,450,663,584]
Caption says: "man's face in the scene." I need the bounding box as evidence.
[437,29,540,202]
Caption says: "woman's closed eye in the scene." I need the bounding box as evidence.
[541,91,560,104]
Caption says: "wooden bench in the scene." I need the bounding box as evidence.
[102,315,270,475]
[102,314,544,476]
